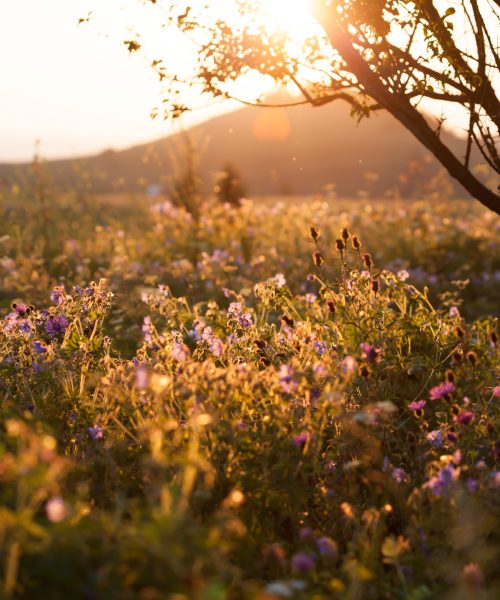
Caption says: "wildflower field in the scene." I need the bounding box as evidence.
[0,187,499,599]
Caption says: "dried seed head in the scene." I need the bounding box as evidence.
[455,327,465,339]
[451,403,460,415]
[352,236,361,250]
[254,340,266,350]
[281,315,295,328]
[466,351,477,366]
[310,226,319,241]
[313,252,324,267]
[341,227,350,241]
[490,331,498,347]
[362,253,373,268]
[445,369,455,384]
[360,365,370,378]
[452,349,463,363]
[371,279,380,293]
[327,300,336,315]
[335,239,345,252]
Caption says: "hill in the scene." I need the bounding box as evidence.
[0,100,473,198]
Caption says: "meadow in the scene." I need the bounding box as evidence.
[0,180,499,599]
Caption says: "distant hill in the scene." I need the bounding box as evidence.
[0,101,479,198]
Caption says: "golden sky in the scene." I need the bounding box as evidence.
[0,0,482,162]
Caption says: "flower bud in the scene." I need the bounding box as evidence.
[313,252,324,267]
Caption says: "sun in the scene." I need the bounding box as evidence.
[236,0,316,37]
[262,0,314,26]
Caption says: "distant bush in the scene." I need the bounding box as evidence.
[213,163,246,206]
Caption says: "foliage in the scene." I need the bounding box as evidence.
[0,182,499,598]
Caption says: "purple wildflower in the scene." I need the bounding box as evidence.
[228,302,242,317]
[313,362,328,377]
[272,273,286,288]
[360,342,381,363]
[341,356,357,376]
[142,316,154,344]
[202,326,215,341]
[466,478,479,493]
[32,341,47,354]
[50,287,65,305]
[13,303,29,316]
[429,381,454,400]
[305,293,317,304]
[425,464,459,496]
[427,430,443,447]
[493,386,500,397]
[87,425,103,440]
[292,431,312,447]
[18,320,31,333]
[238,313,253,328]
[409,399,426,414]
[317,537,337,556]
[391,467,406,483]
[313,340,328,356]
[135,368,149,389]
[291,553,315,574]
[299,527,313,540]
[226,333,238,346]
[454,410,474,425]
[209,337,223,357]
[45,314,69,337]
[278,365,298,393]
[171,342,189,362]
[202,327,223,355]
[187,326,202,341]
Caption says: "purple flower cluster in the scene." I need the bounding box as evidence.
[313,340,328,356]
[425,464,459,496]
[291,553,315,574]
[360,342,381,363]
[50,286,66,306]
[278,364,298,393]
[292,431,313,447]
[202,327,223,357]
[408,399,426,415]
[142,316,154,344]
[171,342,189,362]
[45,314,69,337]
[87,425,103,440]
[429,381,454,400]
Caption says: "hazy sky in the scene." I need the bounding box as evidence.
[0,0,476,163]
[0,0,232,162]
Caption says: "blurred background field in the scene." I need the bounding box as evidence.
[1,181,498,352]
